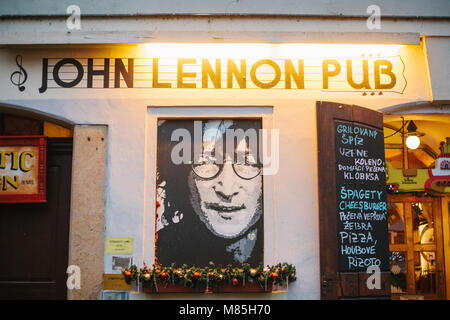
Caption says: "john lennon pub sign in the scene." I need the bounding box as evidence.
[10,55,407,94]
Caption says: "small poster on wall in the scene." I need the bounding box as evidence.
[0,136,47,203]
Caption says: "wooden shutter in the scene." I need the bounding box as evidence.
[317,101,391,299]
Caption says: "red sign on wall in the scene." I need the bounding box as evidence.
[0,136,47,203]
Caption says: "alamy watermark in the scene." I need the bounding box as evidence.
[366,5,381,30]
[67,265,81,290]
[66,5,81,30]
[366,265,381,290]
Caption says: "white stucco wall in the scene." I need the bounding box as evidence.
[2,0,449,17]
[0,42,433,299]
[424,37,450,102]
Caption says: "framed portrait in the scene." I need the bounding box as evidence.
[155,119,264,267]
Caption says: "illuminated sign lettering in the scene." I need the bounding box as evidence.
[38,57,406,94]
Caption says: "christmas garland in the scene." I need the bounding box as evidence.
[122,261,296,292]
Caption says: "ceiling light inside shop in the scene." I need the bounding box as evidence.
[406,135,420,150]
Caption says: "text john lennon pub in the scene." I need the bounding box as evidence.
[38,57,399,93]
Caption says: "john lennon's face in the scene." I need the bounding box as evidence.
[188,163,262,239]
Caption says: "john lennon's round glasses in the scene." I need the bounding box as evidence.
[192,155,261,180]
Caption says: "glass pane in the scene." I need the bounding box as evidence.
[412,202,434,244]
[414,251,437,295]
[388,202,405,244]
[390,251,407,294]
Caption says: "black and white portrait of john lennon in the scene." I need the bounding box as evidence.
[155,119,263,267]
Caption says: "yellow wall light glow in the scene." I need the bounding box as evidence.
[406,135,420,150]
[135,43,405,92]
[140,43,403,59]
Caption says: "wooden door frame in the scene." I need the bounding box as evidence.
[48,138,73,299]
[388,193,446,299]
[441,196,450,300]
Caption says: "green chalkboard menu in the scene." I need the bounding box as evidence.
[335,120,389,272]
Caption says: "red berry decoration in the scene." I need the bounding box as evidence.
[209,272,215,278]
[193,272,201,279]
[124,271,131,277]
[160,272,168,280]
[270,272,278,280]
[233,278,239,286]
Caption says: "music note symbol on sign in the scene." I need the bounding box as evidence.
[10,54,28,92]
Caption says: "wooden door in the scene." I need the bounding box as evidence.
[317,101,391,299]
[388,194,446,299]
[0,138,73,299]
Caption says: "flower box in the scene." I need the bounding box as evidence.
[141,280,272,293]
[212,281,272,293]
[122,262,296,294]
[143,280,205,293]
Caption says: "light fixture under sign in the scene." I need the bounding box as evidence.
[384,117,426,170]
[406,135,420,150]
[405,120,424,150]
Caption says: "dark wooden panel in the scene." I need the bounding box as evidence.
[317,101,353,300]
[352,104,384,129]
[2,114,43,136]
[0,138,72,299]
[317,101,391,299]
[0,282,57,300]
[339,273,359,297]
